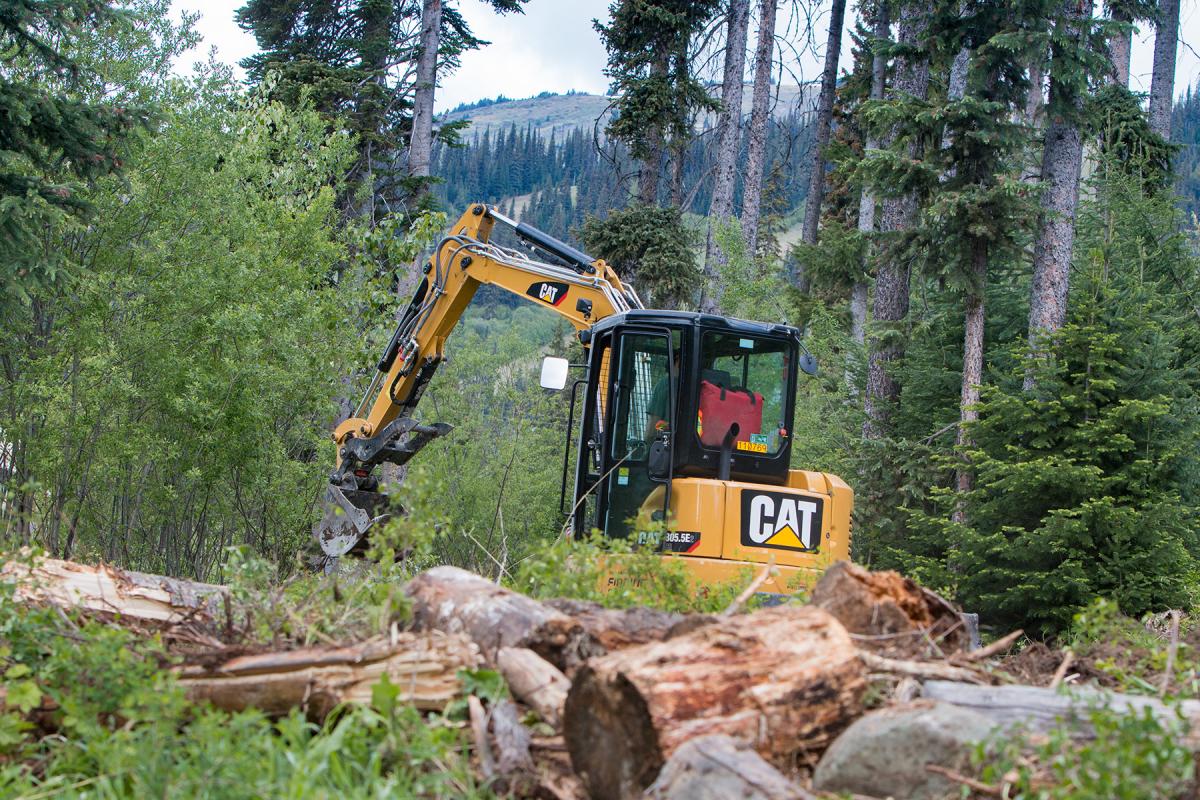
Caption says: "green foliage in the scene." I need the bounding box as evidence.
[0,24,361,578]
[1,0,155,307]
[0,550,488,797]
[915,268,1198,634]
[976,703,1194,799]
[1067,599,1200,698]
[509,531,748,615]
[580,203,700,307]
[594,0,719,163]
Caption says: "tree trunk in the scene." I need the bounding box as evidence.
[564,605,865,799]
[3,554,227,629]
[177,633,479,720]
[645,734,815,800]
[669,134,687,208]
[545,598,701,651]
[700,0,751,313]
[405,566,602,673]
[1025,54,1044,127]
[741,0,779,256]
[1149,0,1179,139]
[1106,3,1131,86]
[639,55,670,206]
[863,3,930,438]
[408,0,442,208]
[798,0,848,280]
[1026,4,1086,390]
[954,242,988,517]
[851,1,890,348]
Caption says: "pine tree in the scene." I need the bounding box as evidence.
[595,0,719,206]
[236,0,487,220]
[701,0,751,313]
[1,0,148,306]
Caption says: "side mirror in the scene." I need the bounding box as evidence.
[799,353,818,376]
[539,356,569,391]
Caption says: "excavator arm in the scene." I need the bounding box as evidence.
[315,204,642,562]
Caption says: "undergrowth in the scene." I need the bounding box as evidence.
[975,703,1194,799]
[0,552,486,799]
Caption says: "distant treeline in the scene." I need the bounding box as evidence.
[432,105,816,240]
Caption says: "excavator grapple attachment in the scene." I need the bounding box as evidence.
[313,418,452,567]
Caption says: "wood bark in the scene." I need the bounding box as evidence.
[700,0,751,314]
[3,554,227,629]
[741,0,778,256]
[545,598,698,651]
[564,605,865,799]
[798,0,848,288]
[1149,0,1180,139]
[177,633,479,720]
[491,699,537,795]
[405,566,601,673]
[1026,2,1087,390]
[645,734,815,800]
[851,1,890,347]
[408,0,442,206]
[922,680,1200,742]
[1106,3,1132,87]
[497,646,570,728]
[954,241,988,509]
[1025,54,1045,128]
[863,2,930,438]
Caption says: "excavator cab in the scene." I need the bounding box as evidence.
[559,311,850,591]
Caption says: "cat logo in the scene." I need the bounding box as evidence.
[526,280,569,307]
[740,490,823,552]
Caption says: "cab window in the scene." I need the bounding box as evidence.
[695,332,790,456]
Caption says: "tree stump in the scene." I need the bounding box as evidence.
[811,561,967,652]
[405,566,600,673]
[564,605,865,799]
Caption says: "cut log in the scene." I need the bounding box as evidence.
[812,561,968,652]
[498,646,569,728]
[922,680,1200,743]
[178,632,479,720]
[564,605,865,800]
[2,554,227,629]
[405,566,600,673]
[545,598,699,651]
[645,734,815,800]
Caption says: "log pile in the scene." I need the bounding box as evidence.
[4,553,1192,799]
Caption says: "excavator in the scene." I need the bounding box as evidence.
[315,204,852,592]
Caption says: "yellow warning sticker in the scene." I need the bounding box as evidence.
[736,440,768,454]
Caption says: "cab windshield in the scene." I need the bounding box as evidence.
[695,332,791,456]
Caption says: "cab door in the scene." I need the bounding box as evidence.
[601,329,674,542]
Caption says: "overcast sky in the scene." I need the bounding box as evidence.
[174,0,1200,111]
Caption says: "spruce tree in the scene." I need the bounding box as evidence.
[236,0,486,219]
[595,0,719,206]
[1,0,148,305]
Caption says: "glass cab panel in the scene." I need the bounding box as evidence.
[604,330,672,540]
[694,331,791,457]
